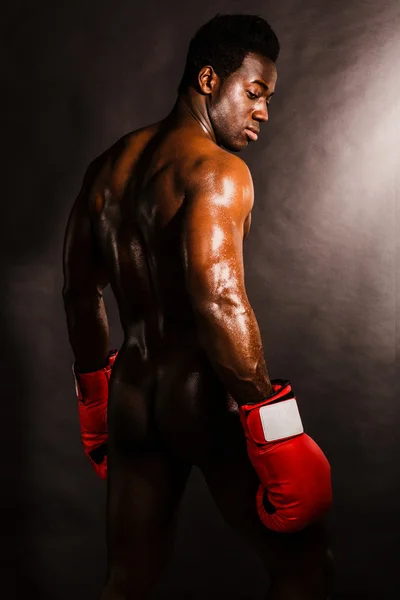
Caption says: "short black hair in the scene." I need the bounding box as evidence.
[178,14,280,94]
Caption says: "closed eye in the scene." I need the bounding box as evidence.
[247,91,260,100]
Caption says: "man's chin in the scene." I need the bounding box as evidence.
[220,138,248,153]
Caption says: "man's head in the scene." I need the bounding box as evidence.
[178,14,280,152]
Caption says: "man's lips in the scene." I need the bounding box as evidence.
[245,128,259,141]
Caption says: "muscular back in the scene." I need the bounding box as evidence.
[63,122,251,456]
[85,122,251,353]
[63,114,271,456]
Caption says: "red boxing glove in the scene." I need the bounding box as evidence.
[72,350,118,480]
[239,380,332,533]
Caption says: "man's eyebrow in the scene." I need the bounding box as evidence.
[252,79,269,90]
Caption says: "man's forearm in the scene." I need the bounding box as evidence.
[194,299,272,405]
[63,291,110,372]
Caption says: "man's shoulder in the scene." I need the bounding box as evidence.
[82,122,163,193]
[185,144,254,218]
[188,144,252,192]
[88,121,162,171]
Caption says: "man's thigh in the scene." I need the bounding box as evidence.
[104,443,192,598]
[107,445,191,556]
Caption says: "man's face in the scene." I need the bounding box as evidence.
[208,53,277,152]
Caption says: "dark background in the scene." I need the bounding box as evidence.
[2,0,399,598]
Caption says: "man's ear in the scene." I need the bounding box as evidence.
[197,65,219,95]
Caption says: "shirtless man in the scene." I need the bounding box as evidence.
[63,14,333,600]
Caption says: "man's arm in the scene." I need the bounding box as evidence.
[62,164,110,372]
[182,155,272,406]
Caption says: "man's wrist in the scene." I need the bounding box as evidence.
[75,358,109,374]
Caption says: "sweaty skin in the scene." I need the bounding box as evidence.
[64,64,274,407]
[63,54,333,600]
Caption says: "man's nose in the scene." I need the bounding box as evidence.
[253,103,268,123]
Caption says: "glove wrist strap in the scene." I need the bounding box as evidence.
[259,398,304,442]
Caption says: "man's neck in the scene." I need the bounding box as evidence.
[169,93,217,144]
